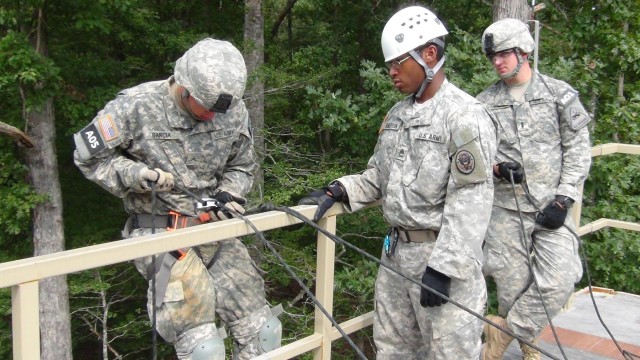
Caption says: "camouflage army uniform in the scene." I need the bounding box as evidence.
[73,79,274,359]
[477,72,591,341]
[337,80,497,359]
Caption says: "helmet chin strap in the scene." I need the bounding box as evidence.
[409,50,445,99]
[500,49,525,79]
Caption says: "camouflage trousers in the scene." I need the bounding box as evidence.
[130,228,269,360]
[482,206,583,341]
[373,238,485,360]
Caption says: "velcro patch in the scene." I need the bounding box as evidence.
[568,108,590,130]
[557,88,578,107]
[212,129,235,139]
[97,114,119,142]
[146,131,179,140]
[416,132,444,143]
[384,121,401,131]
[76,122,107,158]
[455,150,475,174]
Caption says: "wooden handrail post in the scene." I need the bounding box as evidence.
[313,214,337,360]
[12,281,40,360]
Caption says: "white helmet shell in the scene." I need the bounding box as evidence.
[482,18,535,55]
[174,38,247,112]
[381,6,448,62]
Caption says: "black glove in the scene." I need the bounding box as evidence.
[535,196,572,229]
[298,183,345,222]
[495,162,524,184]
[210,191,246,221]
[420,267,451,307]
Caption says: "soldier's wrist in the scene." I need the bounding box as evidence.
[555,195,574,209]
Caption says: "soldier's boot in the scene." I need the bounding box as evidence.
[481,315,514,360]
[519,339,541,360]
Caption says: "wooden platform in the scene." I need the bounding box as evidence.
[504,287,640,360]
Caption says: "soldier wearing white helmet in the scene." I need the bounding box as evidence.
[380,6,448,99]
[300,6,497,359]
[477,18,591,360]
[73,38,282,359]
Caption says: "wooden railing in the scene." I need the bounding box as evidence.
[1,143,638,360]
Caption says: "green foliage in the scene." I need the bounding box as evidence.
[0,288,11,360]
[0,143,45,260]
[580,155,640,293]
[0,0,639,356]
[579,230,640,294]
[0,31,61,108]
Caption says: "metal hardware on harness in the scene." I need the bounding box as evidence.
[167,210,188,231]
[384,227,399,257]
[195,197,224,211]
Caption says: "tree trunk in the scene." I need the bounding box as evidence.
[492,0,532,21]
[244,0,265,199]
[27,97,72,360]
[25,7,72,360]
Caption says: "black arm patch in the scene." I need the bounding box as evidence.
[74,122,108,160]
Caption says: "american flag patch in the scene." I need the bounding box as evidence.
[97,114,119,142]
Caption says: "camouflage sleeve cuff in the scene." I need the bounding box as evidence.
[556,183,581,202]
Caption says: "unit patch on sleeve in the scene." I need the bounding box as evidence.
[455,150,475,174]
[450,140,488,187]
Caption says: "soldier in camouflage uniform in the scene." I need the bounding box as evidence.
[300,7,497,359]
[476,19,591,360]
[73,38,282,360]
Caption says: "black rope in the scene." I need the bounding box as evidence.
[232,209,368,360]
[519,181,639,360]
[148,182,638,360]
[150,184,158,360]
[171,187,368,360]
[508,171,569,359]
[270,203,563,360]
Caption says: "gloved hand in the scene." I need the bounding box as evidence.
[535,196,572,229]
[209,191,246,221]
[298,182,345,222]
[137,168,174,192]
[420,267,451,307]
[495,161,524,184]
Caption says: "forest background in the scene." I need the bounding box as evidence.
[0,0,638,359]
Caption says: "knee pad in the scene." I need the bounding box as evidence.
[229,304,283,358]
[190,336,225,360]
[259,312,282,352]
[175,323,227,360]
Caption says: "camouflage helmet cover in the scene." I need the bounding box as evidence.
[174,38,247,112]
[482,18,535,55]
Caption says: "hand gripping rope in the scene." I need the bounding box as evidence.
[144,180,638,360]
[508,170,640,360]
[271,203,564,360]
[172,186,369,360]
